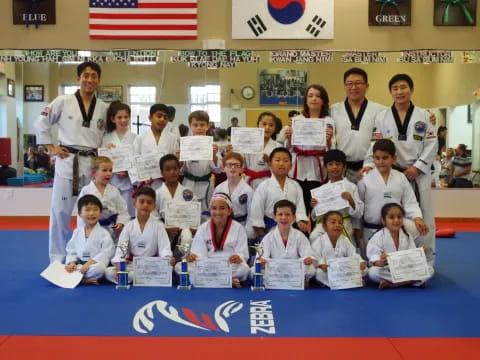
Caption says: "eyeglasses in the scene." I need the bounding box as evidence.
[224,163,242,169]
[345,81,366,88]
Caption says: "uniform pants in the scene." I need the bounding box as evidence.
[315,266,368,287]
[368,265,434,286]
[415,173,436,266]
[73,262,107,279]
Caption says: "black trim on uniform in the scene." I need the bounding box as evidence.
[75,90,97,128]
[392,102,414,141]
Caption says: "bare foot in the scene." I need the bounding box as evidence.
[232,278,242,288]
[82,277,99,285]
[304,279,310,289]
[379,280,392,289]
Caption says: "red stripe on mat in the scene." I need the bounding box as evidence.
[0,336,479,359]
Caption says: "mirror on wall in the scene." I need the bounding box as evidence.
[0,49,478,187]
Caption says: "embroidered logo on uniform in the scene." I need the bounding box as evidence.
[413,135,423,141]
[414,121,426,133]
[183,189,194,201]
[239,194,248,205]
[41,106,51,116]
[426,130,436,139]
[97,118,105,130]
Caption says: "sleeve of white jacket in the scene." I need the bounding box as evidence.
[156,222,173,258]
[92,231,114,267]
[35,96,65,145]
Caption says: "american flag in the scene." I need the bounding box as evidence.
[89,0,197,40]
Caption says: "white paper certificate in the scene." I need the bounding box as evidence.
[133,257,172,287]
[388,248,430,283]
[40,261,83,289]
[292,118,326,147]
[327,256,363,290]
[231,127,264,154]
[180,136,213,162]
[128,153,163,183]
[98,144,134,173]
[310,181,349,216]
[165,201,201,229]
[193,258,232,288]
[265,258,304,290]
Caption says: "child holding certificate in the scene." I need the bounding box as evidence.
[249,148,309,240]
[102,101,137,218]
[255,200,316,286]
[105,187,174,284]
[243,112,282,189]
[367,203,434,289]
[310,149,364,246]
[181,110,221,221]
[312,211,367,288]
[65,195,114,285]
[77,156,130,242]
[175,193,250,288]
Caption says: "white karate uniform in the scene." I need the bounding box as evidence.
[105,215,172,284]
[243,138,282,190]
[133,128,179,190]
[312,233,367,286]
[309,178,364,243]
[154,182,197,222]
[65,223,114,279]
[102,131,137,217]
[174,219,250,281]
[35,93,108,263]
[77,181,130,241]
[367,228,434,286]
[249,175,308,231]
[364,105,437,264]
[331,100,385,182]
[288,114,335,182]
[165,121,180,137]
[257,227,316,279]
[357,168,422,241]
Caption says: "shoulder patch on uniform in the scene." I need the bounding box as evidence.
[41,106,51,116]
[183,189,194,201]
[414,121,426,133]
[238,193,248,204]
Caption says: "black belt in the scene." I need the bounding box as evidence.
[363,222,382,230]
[63,146,97,196]
[346,160,363,171]
[392,164,420,202]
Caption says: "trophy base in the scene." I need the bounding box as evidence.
[251,286,265,291]
[116,284,130,290]
[177,284,192,290]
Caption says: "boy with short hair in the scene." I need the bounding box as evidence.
[249,148,308,239]
[77,156,130,242]
[105,187,174,284]
[181,110,221,220]
[65,194,114,285]
[255,200,316,284]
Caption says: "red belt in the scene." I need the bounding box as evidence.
[292,146,325,182]
[243,168,271,185]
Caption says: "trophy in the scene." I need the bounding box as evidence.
[177,242,192,290]
[250,243,265,291]
[116,245,130,290]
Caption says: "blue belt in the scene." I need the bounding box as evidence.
[99,214,118,226]
[264,216,277,233]
[363,221,382,230]
[234,214,248,223]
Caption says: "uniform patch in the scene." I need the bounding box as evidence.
[371,132,383,141]
[414,121,426,133]
[97,118,105,130]
[413,135,423,141]
[183,189,194,201]
[41,106,51,116]
[239,194,248,205]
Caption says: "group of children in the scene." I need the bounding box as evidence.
[63,98,434,289]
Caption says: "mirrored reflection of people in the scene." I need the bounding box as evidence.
[23,146,38,170]
[439,148,454,186]
[35,62,108,263]
[36,145,52,174]
[207,121,216,137]
[226,117,239,140]
[449,144,473,188]
[437,126,447,155]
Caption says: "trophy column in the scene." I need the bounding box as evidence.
[177,243,192,290]
[251,244,265,291]
[116,258,130,290]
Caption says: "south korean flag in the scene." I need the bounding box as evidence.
[232,0,334,39]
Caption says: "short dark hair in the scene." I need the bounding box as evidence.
[77,62,101,78]
[231,117,239,123]
[269,147,292,162]
[322,210,343,225]
[302,84,330,117]
[437,126,447,136]
[167,106,176,120]
[288,110,300,118]
[159,154,180,172]
[106,101,131,133]
[179,123,189,136]
[274,199,296,215]
[343,67,368,83]
[323,149,347,165]
[135,186,156,201]
[389,74,414,90]
[77,194,102,213]
[188,110,209,124]
[373,139,396,157]
[458,144,467,153]
[150,103,169,116]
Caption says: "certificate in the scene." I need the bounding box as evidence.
[98,144,134,173]
[165,201,201,229]
[310,181,349,216]
[128,153,163,183]
[292,118,326,147]
[40,261,83,289]
[265,258,304,290]
[327,256,363,290]
[193,258,232,288]
[231,127,264,154]
[133,257,172,287]
[388,248,430,283]
[180,136,213,162]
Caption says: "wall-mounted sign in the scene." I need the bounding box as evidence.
[0,50,106,63]
[270,50,333,64]
[341,51,388,63]
[434,0,476,26]
[397,50,455,63]
[369,0,411,26]
[170,50,260,69]
[462,51,480,64]
[13,0,56,27]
